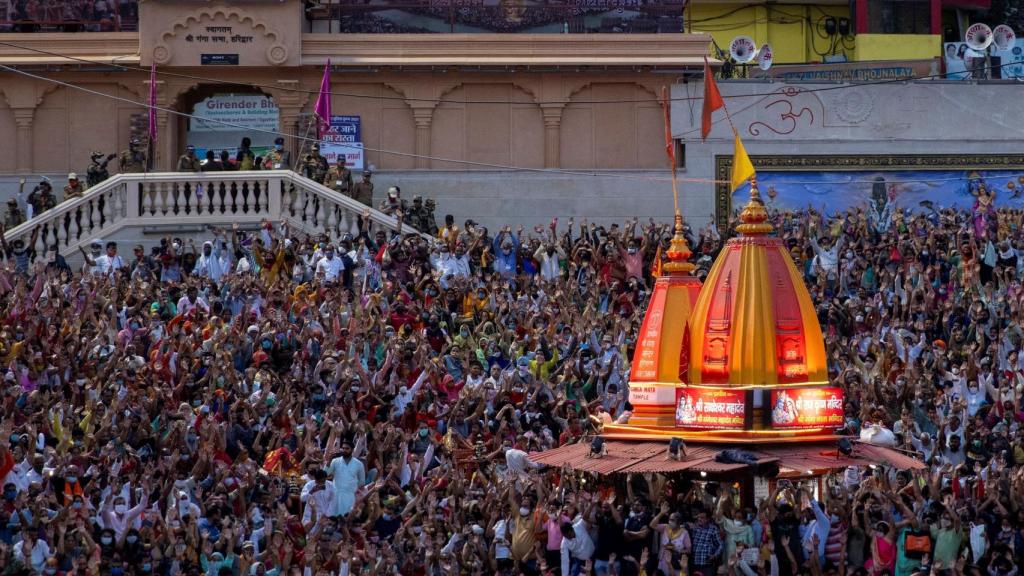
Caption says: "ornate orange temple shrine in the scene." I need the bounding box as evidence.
[607,182,839,444]
[531,183,923,478]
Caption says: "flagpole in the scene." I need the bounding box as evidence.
[660,86,679,215]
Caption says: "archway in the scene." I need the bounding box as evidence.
[175,83,279,167]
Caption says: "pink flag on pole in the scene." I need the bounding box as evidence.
[313,59,331,140]
[148,62,157,143]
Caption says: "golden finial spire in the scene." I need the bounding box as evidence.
[735,177,773,235]
[662,210,696,274]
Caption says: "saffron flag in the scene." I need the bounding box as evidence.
[148,62,157,143]
[313,59,332,139]
[660,86,675,175]
[651,244,663,278]
[730,130,755,192]
[701,56,724,141]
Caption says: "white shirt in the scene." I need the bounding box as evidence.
[177,295,210,315]
[10,459,43,493]
[560,516,595,574]
[315,255,344,282]
[93,253,125,276]
[13,538,50,573]
[300,481,336,526]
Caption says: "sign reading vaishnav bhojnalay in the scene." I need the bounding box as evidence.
[191,95,279,133]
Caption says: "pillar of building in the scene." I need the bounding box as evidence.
[540,104,565,169]
[12,108,35,172]
[411,108,434,169]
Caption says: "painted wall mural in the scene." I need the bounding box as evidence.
[713,155,1024,231]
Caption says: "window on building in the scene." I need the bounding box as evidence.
[867,0,930,34]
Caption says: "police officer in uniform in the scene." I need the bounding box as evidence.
[262,137,292,170]
[326,158,353,195]
[63,173,85,201]
[408,195,427,232]
[4,198,24,229]
[351,170,374,207]
[302,143,330,184]
[177,144,202,172]
[422,198,439,235]
[378,186,402,216]
[26,178,56,217]
[118,137,147,174]
[87,151,117,187]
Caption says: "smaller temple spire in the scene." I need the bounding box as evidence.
[735,177,773,236]
[662,210,696,274]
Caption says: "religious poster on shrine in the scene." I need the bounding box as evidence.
[770,387,844,429]
[675,388,746,429]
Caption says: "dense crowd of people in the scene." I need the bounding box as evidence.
[0,184,1023,576]
[1,0,134,32]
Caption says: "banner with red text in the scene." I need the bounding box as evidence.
[770,387,844,429]
[675,388,746,429]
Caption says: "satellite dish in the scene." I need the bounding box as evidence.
[757,43,774,70]
[965,23,994,52]
[993,24,1016,51]
[729,36,758,64]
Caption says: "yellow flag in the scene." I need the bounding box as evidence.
[730,131,755,192]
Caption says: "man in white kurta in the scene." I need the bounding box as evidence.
[327,440,365,517]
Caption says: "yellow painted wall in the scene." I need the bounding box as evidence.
[852,34,942,61]
[688,4,854,64]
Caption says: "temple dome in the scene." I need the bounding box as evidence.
[627,213,702,426]
[685,181,827,388]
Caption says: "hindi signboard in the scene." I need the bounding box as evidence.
[770,387,844,429]
[675,388,746,430]
[321,115,364,170]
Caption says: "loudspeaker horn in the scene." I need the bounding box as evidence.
[965,23,994,52]
[729,35,758,64]
[757,43,774,70]
[993,24,1016,51]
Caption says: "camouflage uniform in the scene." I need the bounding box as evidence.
[119,140,147,174]
[177,148,202,172]
[4,200,24,228]
[87,152,116,187]
[422,199,439,235]
[27,182,56,215]
[407,196,429,233]
[326,163,354,195]
[351,172,374,207]
[63,179,85,201]
[302,147,330,184]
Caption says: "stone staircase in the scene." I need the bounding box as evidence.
[2,170,419,260]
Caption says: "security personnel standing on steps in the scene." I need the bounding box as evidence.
[63,173,85,201]
[422,198,439,235]
[4,198,24,228]
[118,137,147,174]
[27,178,56,217]
[177,144,202,172]
[351,170,374,206]
[408,195,427,232]
[87,151,116,187]
[262,137,292,170]
[302,143,330,184]
[326,157,353,195]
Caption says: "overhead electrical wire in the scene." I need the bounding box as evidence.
[0,58,1020,188]
[0,40,1017,106]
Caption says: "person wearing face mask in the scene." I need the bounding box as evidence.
[649,503,691,576]
[930,509,961,568]
[261,137,291,170]
[534,237,565,283]
[492,227,520,279]
[193,231,230,283]
[101,482,149,539]
[716,500,754,566]
[315,244,344,284]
